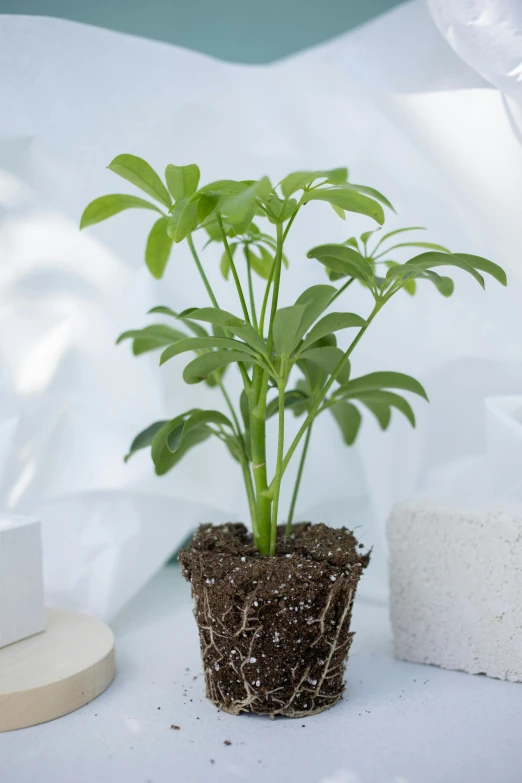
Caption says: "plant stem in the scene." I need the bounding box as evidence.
[187,234,219,309]
[216,214,251,324]
[266,222,284,355]
[269,381,286,555]
[285,422,312,537]
[274,302,382,485]
[244,244,258,330]
[259,261,275,337]
[329,277,355,306]
[249,365,271,554]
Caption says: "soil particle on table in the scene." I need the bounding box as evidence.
[180,522,369,718]
[170,725,180,730]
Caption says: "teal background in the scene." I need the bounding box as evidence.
[0,0,404,62]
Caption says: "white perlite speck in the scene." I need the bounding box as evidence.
[388,498,522,683]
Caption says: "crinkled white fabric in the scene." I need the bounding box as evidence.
[427,0,522,103]
[1,3,521,614]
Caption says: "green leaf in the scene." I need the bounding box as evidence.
[187,308,266,354]
[381,241,450,255]
[304,188,385,225]
[279,171,316,198]
[167,197,199,243]
[279,168,348,198]
[151,412,211,475]
[160,336,257,365]
[147,307,209,338]
[107,154,171,208]
[273,305,307,356]
[337,371,428,400]
[198,191,220,222]
[294,284,336,337]
[355,390,416,426]
[220,177,272,226]
[166,409,233,453]
[359,398,391,430]
[298,345,350,384]
[80,194,162,229]
[307,245,374,286]
[266,389,309,419]
[454,253,507,286]
[300,312,366,352]
[373,226,426,252]
[183,350,255,384]
[124,420,168,462]
[116,324,187,355]
[329,401,361,445]
[220,242,237,280]
[246,245,273,280]
[199,180,248,196]
[330,203,346,220]
[339,183,395,213]
[165,164,200,202]
[145,217,173,279]
[404,252,486,288]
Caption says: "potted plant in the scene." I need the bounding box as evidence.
[81,155,506,717]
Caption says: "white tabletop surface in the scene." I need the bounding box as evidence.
[1,565,521,783]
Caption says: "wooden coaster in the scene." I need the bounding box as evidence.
[0,608,115,731]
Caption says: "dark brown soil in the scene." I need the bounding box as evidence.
[179,522,369,718]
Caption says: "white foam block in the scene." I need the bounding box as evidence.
[387,498,522,682]
[0,515,46,648]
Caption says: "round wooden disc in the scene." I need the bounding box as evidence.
[0,608,115,732]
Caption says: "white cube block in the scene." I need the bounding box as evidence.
[388,498,522,682]
[0,515,46,648]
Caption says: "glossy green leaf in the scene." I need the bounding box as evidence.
[116,324,187,355]
[183,349,255,384]
[186,307,244,328]
[380,241,450,255]
[220,242,237,280]
[329,401,361,445]
[160,336,257,365]
[359,398,391,429]
[304,188,385,225]
[145,217,173,279]
[279,171,317,198]
[300,312,366,352]
[356,390,416,426]
[339,183,394,213]
[108,154,171,208]
[80,194,162,229]
[165,164,200,202]
[245,245,273,280]
[124,420,168,462]
[167,197,199,243]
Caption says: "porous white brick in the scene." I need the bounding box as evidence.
[387,498,522,682]
[0,515,46,648]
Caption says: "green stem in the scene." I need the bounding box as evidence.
[329,277,355,305]
[266,222,284,355]
[187,234,219,309]
[244,244,258,330]
[259,261,275,337]
[249,365,271,554]
[274,302,382,484]
[269,382,286,555]
[217,214,251,324]
[285,422,312,537]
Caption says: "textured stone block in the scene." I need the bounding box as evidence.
[388,498,522,682]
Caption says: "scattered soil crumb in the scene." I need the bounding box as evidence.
[224,740,232,746]
[170,725,180,730]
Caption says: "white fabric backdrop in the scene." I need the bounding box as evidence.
[1,1,521,615]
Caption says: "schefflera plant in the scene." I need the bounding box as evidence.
[81,155,507,558]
